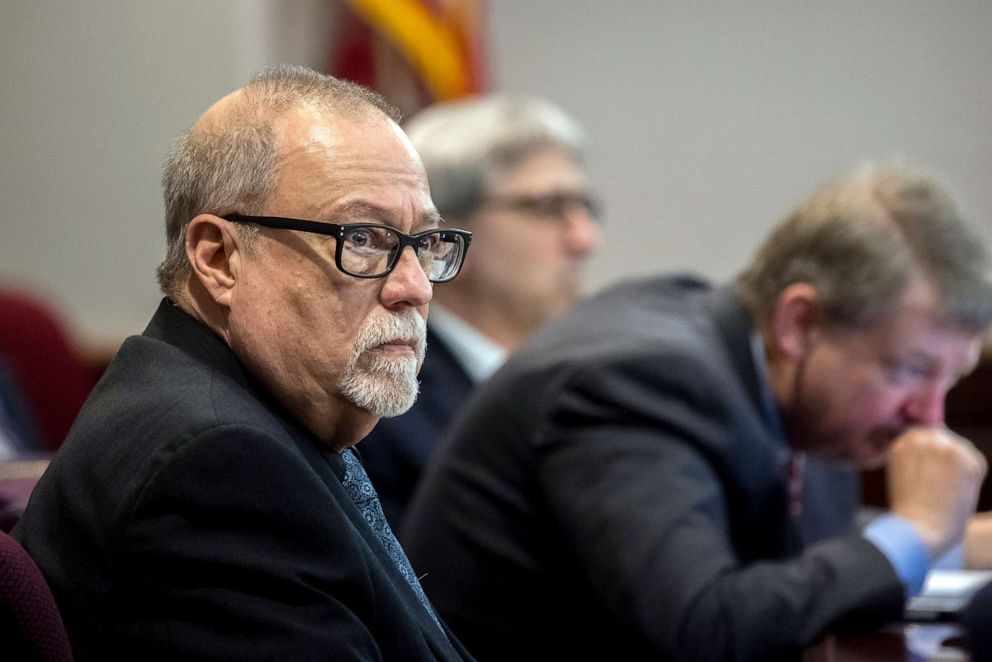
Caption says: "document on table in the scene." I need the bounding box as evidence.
[903,569,992,622]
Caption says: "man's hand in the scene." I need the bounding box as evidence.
[887,427,987,560]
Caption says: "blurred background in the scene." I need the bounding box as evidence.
[3,0,991,360]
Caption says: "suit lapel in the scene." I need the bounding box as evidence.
[709,287,801,554]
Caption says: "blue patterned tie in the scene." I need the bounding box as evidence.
[340,448,443,631]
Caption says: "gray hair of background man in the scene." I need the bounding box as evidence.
[402,95,587,222]
[736,162,992,332]
[156,65,399,299]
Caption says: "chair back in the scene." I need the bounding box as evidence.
[0,530,73,661]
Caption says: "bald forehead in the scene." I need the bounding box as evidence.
[269,105,415,170]
[193,84,389,141]
[256,103,432,224]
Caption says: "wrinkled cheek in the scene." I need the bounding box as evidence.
[857,393,906,434]
[304,346,349,385]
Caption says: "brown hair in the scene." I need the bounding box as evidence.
[737,162,992,332]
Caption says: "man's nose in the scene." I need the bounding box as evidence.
[561,204,601,256]
[903,381,947,427]
[380,246,433,308]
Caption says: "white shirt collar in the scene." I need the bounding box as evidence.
[428,304,507,383]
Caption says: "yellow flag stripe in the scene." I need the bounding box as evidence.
[347,0,473,100]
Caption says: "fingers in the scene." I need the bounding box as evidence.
[886,427,987,560]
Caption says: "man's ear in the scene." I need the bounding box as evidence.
[769,282,823,360]
[185,214,242,307]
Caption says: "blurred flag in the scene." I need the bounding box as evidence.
[329,0,487,116]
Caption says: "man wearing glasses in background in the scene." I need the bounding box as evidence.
[14,66,474,661]
[359,96,601,531]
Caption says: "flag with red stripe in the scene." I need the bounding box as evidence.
[329,0,487,115]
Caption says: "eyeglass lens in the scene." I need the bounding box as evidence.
[340,226,464,281]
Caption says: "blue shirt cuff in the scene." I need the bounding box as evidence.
[863,514,930,596]
[934,543,964,570]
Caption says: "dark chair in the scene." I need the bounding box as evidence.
[0,288,97,452]
[0,530,73,661]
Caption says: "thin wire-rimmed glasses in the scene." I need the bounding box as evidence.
[225,214,472,283]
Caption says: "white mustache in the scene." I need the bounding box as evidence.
[353,312,427,361]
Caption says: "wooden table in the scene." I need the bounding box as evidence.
[805,624,968,661]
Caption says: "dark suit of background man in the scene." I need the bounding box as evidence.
[360,96,601,529]
[404,163,992,661]
[14,66,475,661]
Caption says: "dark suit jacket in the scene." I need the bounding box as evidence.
[360,327,473,529]
[14,300,472,662]
[403,275,904,661]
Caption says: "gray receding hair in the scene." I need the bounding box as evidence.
[736,162,992,333]
[402,95,586,222]
[156,65,399,298]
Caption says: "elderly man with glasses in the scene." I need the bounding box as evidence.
[14,66,474,661]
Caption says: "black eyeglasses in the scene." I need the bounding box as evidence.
[225,214,472,283]
[482,192,603,221]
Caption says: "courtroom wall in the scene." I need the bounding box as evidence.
[3,1,990,347]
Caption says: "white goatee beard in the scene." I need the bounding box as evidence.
[338,312,427,418]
